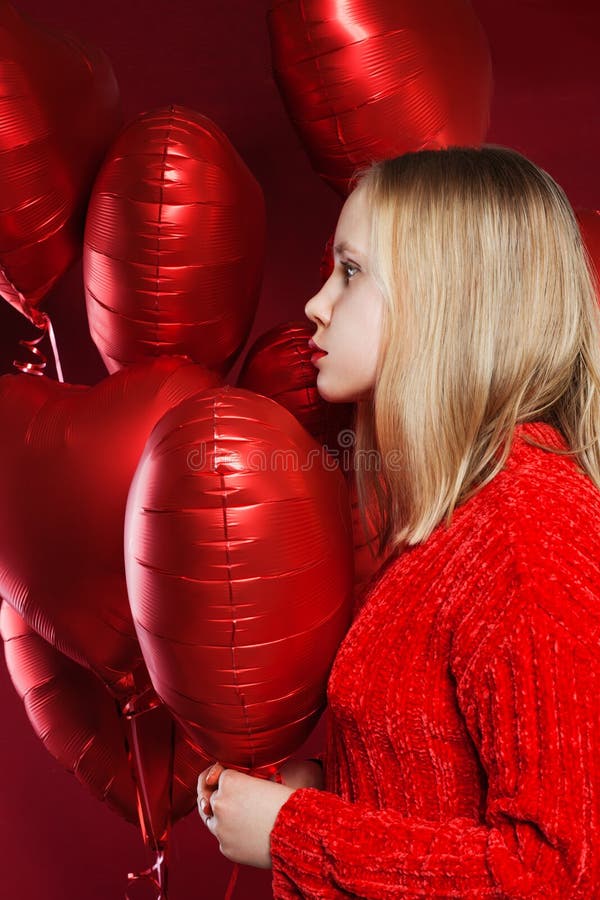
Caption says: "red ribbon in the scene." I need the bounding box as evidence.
[125,849,167,900]
[118,690,176,900]
[13,311,64,381]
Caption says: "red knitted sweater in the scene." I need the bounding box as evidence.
[269,421,600,898]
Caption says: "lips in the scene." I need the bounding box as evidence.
[308,337,327,354]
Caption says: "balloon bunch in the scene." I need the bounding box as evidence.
[0,356,356,896]
[1,0,497,896]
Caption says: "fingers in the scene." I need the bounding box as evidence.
[206,761,225,787]
[197,762,226,830]
[198,790,215,821]
[197,762,224,798]
[198,795,218,838]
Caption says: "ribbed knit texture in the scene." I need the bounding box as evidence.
[270,421,600,898]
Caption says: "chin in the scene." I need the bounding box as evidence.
[316,379,359,405]
[316,383,342,403]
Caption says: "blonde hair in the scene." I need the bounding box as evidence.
[350,146,600,556]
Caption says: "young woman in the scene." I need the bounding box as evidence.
[197,146,600,897]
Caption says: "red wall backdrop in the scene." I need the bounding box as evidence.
[0,2,598,898]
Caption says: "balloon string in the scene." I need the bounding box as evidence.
[223,864,240,900]
[118,695,174,900]
[12,312,64,381]
[13,319,48,376]
[129,713,159,854]
[222,764,283,900]
[126,850,167,900]
[46,314,64,382]
[121,682,161,718]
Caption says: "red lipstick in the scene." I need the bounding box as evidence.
[308,337,328,365]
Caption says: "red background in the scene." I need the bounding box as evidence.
[1,1,599,898]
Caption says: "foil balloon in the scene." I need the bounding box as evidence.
[0,601,210,829]
[84,105,266,376]
[577,209,600,295]
[0,0,121,324]
[237,320,354,464]
[125,386,355,774]
[267,0,493,196]
[0,356,220,703]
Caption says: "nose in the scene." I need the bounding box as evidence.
[304,282,331,330]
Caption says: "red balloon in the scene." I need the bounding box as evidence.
[0,602,210,830]
[237,320,354,461]
[0,357,220,702]
[84,105,266,375]
[125,386,354,773]
[0,0,121,324]
[267,0,493,195]
[577,209,600,295]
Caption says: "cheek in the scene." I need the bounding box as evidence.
[359,320,382,362]
[370,300,385,351]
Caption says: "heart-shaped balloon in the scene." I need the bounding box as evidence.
[267,0,492,195]
[0,356,220,702]
[125,386,354,773]
[84,105,266,375]
[1,601,210,830]
[0,0,121,323]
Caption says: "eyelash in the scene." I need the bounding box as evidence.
[340,261,359,283]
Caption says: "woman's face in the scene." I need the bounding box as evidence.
[305,184,385,403]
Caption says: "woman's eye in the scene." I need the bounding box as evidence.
[341,261,359,282]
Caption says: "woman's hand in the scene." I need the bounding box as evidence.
[197,762,296,868]
[278,757,324,790]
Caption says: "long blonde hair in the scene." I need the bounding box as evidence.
[350,146,600,556]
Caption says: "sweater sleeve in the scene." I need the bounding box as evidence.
[269,591,599,898]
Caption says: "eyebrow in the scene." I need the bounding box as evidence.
[333,241,364,258]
